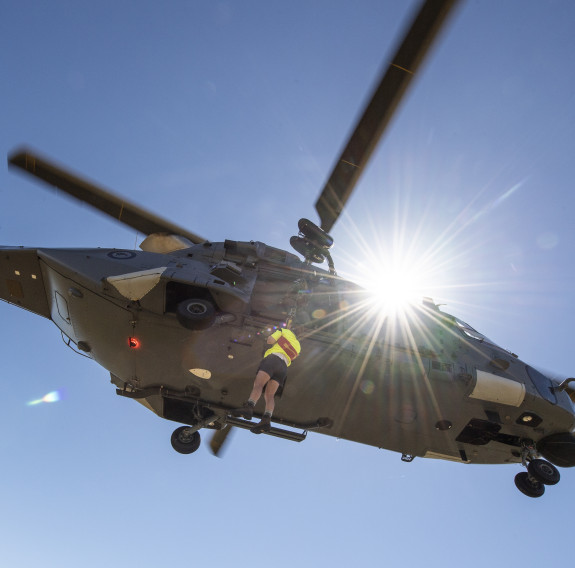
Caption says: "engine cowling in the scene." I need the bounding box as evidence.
[139,233,194,253]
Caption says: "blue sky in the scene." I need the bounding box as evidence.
[1,1,575,566]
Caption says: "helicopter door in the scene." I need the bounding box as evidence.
[50,288,79,343]
[54,291,71,324]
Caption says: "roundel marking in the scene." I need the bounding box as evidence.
[107,250,137,260]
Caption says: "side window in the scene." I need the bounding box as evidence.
[55,291,71,323]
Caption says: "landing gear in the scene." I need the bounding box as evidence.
[514,472,545,498]
[170,412,224,454]
[176,298,216,331]
[527,458,560,485]
[171,426,201,454]
[514,442,561,498]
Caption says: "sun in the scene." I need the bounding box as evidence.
[362,261,423,316]
[340,232,442,321]
[334,182,465,322]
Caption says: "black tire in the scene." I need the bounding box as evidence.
[176,298,216,331]
[170,426,201,454]
[514,472,545,498]
[528,459,560,486]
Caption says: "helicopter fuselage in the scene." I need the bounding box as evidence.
[2,240,574,467]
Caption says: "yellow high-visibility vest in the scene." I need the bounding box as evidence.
[264,329,301,366]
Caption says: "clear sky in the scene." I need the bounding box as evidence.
[1,1,574,566]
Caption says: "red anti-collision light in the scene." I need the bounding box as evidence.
[128,337,141,349]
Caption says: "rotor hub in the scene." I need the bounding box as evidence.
[290,218,336,274]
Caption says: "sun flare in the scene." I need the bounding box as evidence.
[369,269,419,311]
[362,262,424,317]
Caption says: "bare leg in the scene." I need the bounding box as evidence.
[249,370,271,403]
[263,380,279,415]
[251,379,279,433]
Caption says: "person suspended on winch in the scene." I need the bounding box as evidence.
[231,323,301,434]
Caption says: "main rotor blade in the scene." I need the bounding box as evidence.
[314,0,460,233]
[8,149,206,244]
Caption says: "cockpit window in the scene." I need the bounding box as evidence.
[526,366,557,404]
[455,319,495,345]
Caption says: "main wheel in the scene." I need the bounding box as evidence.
[176,298,216,330]
[514,472,545,498]
[171,426,201,454]
[528,459,560,485]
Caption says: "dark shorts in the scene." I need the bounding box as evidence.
[258,354,288,388]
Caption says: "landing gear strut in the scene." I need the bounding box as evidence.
[514,442,561,498]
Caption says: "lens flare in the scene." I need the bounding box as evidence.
[27,389,65,406]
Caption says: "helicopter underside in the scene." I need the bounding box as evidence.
[3,244,574,471]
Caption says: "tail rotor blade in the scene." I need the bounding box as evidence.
[209,425,234,457]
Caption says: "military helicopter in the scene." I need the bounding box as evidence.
[2,0,575,499]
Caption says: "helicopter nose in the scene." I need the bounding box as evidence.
[555,377,575,403]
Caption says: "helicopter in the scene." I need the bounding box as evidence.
[2,0,575,499]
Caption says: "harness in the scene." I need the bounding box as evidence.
[277,334,299,361]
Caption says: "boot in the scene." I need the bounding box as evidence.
[230,401,254,420]
[251,414,271,434]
